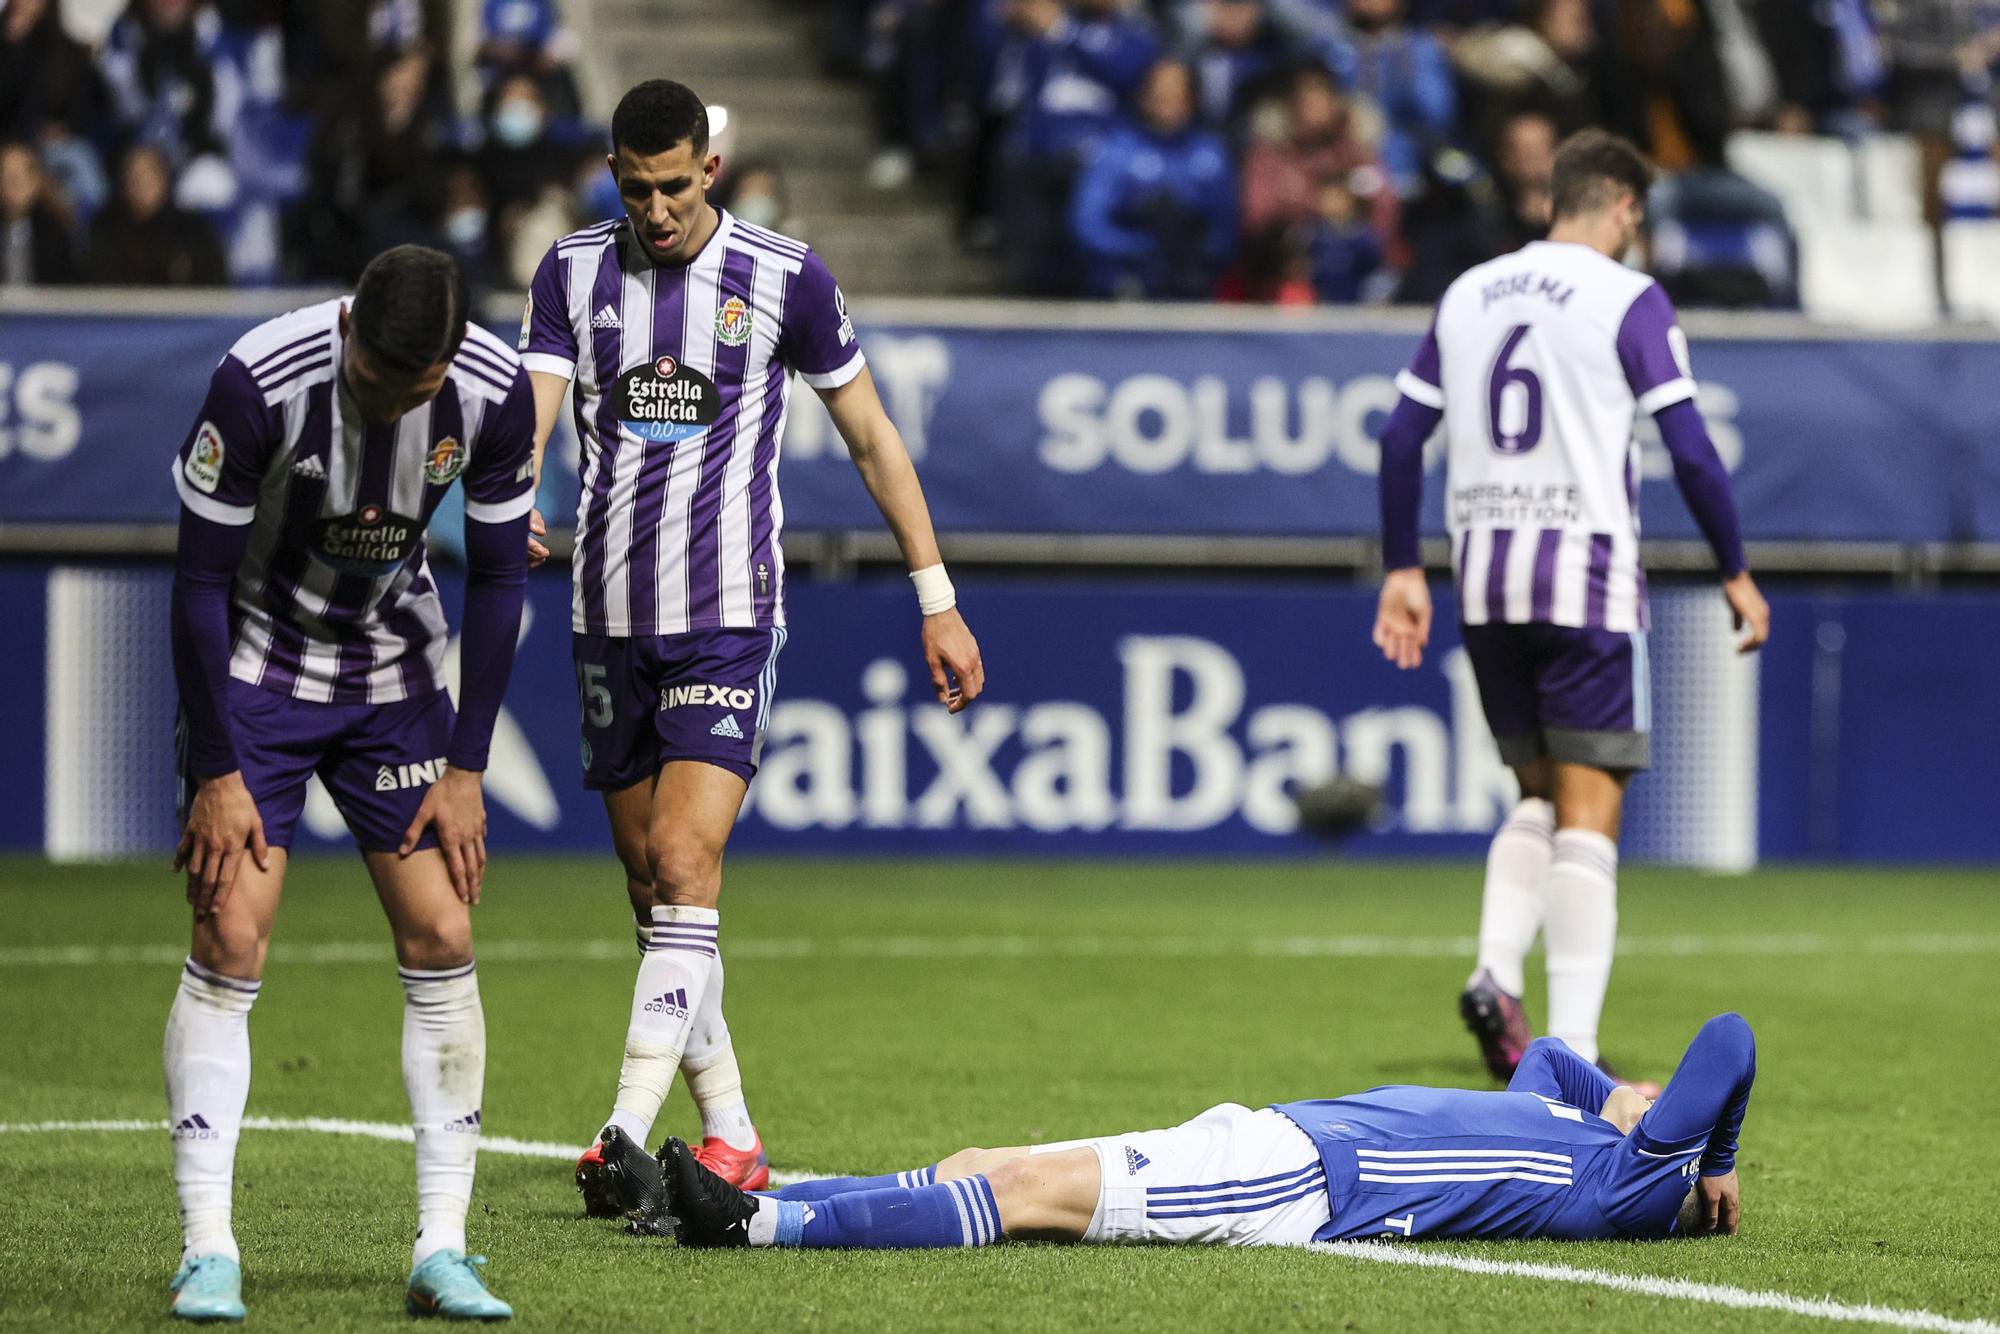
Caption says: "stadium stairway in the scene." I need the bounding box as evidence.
[583,0,998,295]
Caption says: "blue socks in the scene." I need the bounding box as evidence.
[763,1164,936,1202]
[762,1175,1002,1249]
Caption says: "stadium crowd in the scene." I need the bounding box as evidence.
[830,0,2000,306]
[0,0,608,288]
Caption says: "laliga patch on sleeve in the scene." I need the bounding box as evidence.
[185,421,225,493]
[833,287,856,346]
[1668,325,1692,378]
[518,293,534,351]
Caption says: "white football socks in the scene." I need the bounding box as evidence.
[604,905,717,1146]
[681,947,758,1151]
[401,963,485,1267]
[1473,797,1556,998]
[1543,829,1620,1064]
[164,958,260,1264]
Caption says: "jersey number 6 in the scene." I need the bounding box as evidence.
[1486,323,1544,456]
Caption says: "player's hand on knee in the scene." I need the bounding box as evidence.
[175,772,270,918]
[1697,1171,1740,1236]
[923,609,984,714]
[527,507,550,569]
[401,767,489,904]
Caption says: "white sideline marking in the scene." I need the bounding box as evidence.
[1313,1242,2000,1334]
[3,933,1996,969]
[2,1118,1992,1333]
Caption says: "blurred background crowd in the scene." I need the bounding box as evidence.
[9,0,2000,316]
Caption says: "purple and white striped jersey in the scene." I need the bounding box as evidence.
[170,298,537,703]
[1396,240,1698,634]
[518,211,865,636]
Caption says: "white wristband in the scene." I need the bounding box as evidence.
[910,563,956,616]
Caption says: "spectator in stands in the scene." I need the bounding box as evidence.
[476,71,574,214]
[714,158,793,234]
[298,43,446,280]
[98,0,262,168]
[1239,62,1398,298]
[0,139,80,285]
[1490,108,1555,252]
[437,158,500,288]
[1,0,103,142]
[476,0,581,119]
[86,142,225,283]
[1597,0,1730,171]
[1453,0,1604,149]
[1320,0,1456,197]
[1182,0,1289,134]
[1069,57,1235,297]
[998,0,1162,292]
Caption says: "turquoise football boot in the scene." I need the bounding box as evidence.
[170,1253,245,1323]
[406,1250,512,1321]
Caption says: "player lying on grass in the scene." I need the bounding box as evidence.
[596,1013,1752,1251]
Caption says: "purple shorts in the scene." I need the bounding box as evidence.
[177,679,454,852]
[1459,622,1651,771]
[572,628,785,791]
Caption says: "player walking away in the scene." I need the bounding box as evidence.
[166,246,531,1322]
[515,80,985,1211]
[596,1012,1754,1251]
[1370,131,1770,1086]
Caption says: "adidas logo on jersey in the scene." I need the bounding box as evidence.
[710,714,745,740]
[291,454,327,481]
[172,1114,218,1140]
[643,988,689,1017]
[591,304,622,329]
[1125,1147,1151,1175]
[445,1109,483,1133]
[375,757,448,791]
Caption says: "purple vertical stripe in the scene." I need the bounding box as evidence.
[1484,527,1513,623]
[386,568,436,697]
[257,382,335,693]
[625,267,688,633]
[1529,527,1561,622]
[1584,532,1613,628]
[686,248,759,626]
[746,353,788,623]
[575,246,627,633]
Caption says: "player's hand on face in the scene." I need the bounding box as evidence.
[527,507,550,569]
[1372,568,1432,671]
[174,771,270,919]
[922,608,984,714]
[1722,572,1768,655]
[400,767,488,905]
[1697,1170,1741,1236]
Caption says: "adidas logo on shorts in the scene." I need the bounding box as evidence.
[710,714,745,740]
[591,304,622,329]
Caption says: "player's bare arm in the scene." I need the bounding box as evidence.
[525,368,573,568]
[175,771,271,917]
[398,766,490,904]
[819,365,985,712]
[1373,566,1432,671]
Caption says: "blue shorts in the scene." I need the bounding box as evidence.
[1459,622,1651,771]
[572,628,786,790]
[177,679,453,852]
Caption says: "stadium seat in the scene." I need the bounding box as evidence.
[1856,134,1924,223]
[1941,219,2000,323]
[1725,132,1856,226]
[1795,219,1940,328]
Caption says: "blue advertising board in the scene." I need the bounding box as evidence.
[3,303,1996,542]
[7,565,1997,863]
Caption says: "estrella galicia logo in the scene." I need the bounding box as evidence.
[312,504,419,577]
[616,354,719,443]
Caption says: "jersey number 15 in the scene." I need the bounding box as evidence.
[1486,324,1544,456]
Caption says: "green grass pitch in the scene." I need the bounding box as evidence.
[1,855,1996,1332]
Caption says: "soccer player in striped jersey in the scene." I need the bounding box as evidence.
[1372,131,1770,1086]
[516,80,985,1208]
[597,1012,1754,1251]
[164,247,528,1322]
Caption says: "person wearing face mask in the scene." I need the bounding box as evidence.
[712,159,790,233]
[476,72,571,216]
[436,159,500,288]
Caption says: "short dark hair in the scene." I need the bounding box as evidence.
[1550,129,1651,220]
[611,79,709,158]
[350,245,469,372]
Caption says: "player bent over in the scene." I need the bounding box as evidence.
[598,1013,1753,1251]
[166,247,532,1321]
[1372,130,1770,1085]
[516,79,984,1209]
